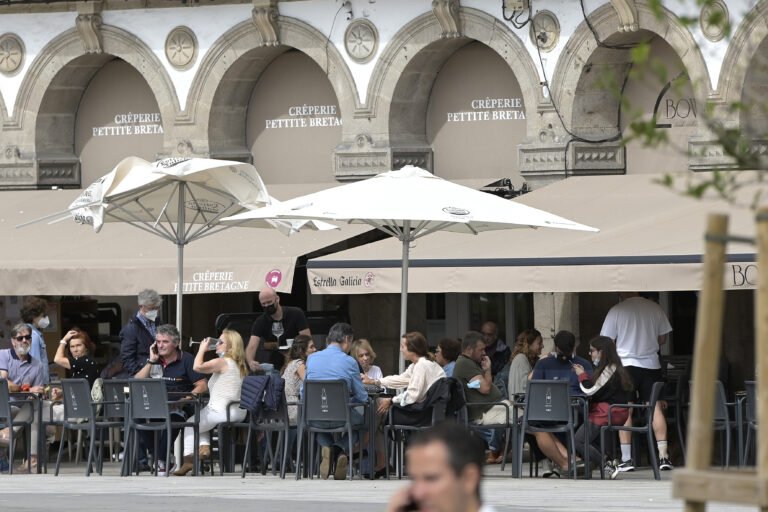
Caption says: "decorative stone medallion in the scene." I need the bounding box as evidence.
[0,34,24,75]
[344,19,378,64]
[529,11,560,52]
[165,26,197,70]
[700,0,728,42]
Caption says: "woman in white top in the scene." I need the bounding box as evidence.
[351,338,383,381]
[174,329,248,476]
[507,329,543,398]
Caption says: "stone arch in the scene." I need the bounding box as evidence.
[551,1,712,136]
[13,25,179,161]
[367,7,542,143]
[717,2,768,129]
[184,16,359,158]
[0,92,7,125]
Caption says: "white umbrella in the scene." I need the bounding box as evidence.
[223,166,599,370]
[18,156,335,327]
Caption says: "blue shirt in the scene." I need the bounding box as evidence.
[443,361,455,378]
[160,349,205,394]
[531,354,593,396]
[0,348,44,399]
[302,343,367,404]
[28,324,49,385]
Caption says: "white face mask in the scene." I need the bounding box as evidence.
[37,316,50,329]
[144,309,159,322]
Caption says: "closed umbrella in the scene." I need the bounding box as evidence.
[224,166,598,370]
[19,156,334,327]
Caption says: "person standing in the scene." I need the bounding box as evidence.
[119,289,163,377]
[20,297,51,385]
[600,292,673,471]
[246,285,311,372]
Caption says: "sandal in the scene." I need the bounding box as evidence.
[15,456,37,473]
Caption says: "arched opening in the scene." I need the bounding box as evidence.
[36,56,164,186]
[426,42,526,181]
[245,50,342,184]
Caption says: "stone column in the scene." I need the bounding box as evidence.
[533,292,580,354]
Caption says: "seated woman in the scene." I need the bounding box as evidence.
[435,337,461,377]
[572,335,633,479]
[351,338,382,381]
[507,329,543,397]
[53,328,100,387]
[361,331,446,477]
[282,334,316,425]
[174,329,248,476]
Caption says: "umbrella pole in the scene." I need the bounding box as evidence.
[176,183,186,332]
[399,220,410,373]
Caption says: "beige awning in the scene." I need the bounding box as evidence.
[3,183,366,296]
[307,173,759,293]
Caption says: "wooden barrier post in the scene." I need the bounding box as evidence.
[681,214,729,512]
[756,208,768,512]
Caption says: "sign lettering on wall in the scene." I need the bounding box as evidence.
[92,112,164,137]
[265,105,342,129]
[446,98,525,123]
[730,263,757,288]
[173,270,250,293]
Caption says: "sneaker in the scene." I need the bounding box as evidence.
[0,456,8,473]
[617,458,635,472]
[659,457,674,471]
[334,452,349,481]
[603,460,620,480]
[319,446,332,480]
[156,460,175,477]
[541,459,560,478]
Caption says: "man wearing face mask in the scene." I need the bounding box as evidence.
[0,323,45,472]
[20,297,51,385]
[119,289,163,378]
[246,285,311,372]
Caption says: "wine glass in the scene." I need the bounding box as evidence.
[272,321,284,343]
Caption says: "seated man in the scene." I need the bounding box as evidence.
[134,324,207,475]
[302,322,367,480]
[529,330,593,477]
[452,331,512,464]
[0,323,45,472]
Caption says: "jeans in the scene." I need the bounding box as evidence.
[310,407,365,452]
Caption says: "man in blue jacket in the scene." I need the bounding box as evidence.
[303,322,367,480]
[120,289,162,377]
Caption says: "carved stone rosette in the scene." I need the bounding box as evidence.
[165,26,198,70]
[529,11,560,52]
[344,19,378,64]
[76,13,103,54]
[432,0,461,39]
[252,0,279,47]
[0,33,24,76]
[700,0,729,43]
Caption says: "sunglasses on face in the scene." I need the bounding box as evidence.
[15,335,32,342]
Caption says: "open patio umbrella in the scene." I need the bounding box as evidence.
[18,156,335,328]
[223,166,599,370]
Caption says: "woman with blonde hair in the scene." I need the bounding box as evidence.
[174,329,248,476]
[350,338,382,381]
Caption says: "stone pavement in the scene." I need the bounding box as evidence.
[0,462,755,512]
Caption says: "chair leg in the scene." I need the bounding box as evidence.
[599,428,606,480]
[647,428,660,480]
[500,427,509,472]
[241,427,253,478]
[725,427,731,470]
[86,427,96,477]
[294,424,303,481]
[165,426,172,477]
[55,426,67,476]
[384,426,390,480]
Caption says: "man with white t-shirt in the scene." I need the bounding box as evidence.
[600,292,673,472]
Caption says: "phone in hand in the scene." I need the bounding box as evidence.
[152,343,159,355]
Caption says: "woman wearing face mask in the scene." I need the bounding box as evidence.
[20,296,51,385]
[174,329,249,476]
[571,336,634,479]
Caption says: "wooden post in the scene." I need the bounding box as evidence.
[756,208,768,512]
[684,214,728,512]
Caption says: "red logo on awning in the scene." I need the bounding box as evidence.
[266,269,282,288]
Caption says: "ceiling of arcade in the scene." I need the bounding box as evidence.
[0,0,767,191]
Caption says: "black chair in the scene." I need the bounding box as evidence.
[600,381,664,480]
[54,379,122,476]
[241,393,291,478]
[0,379,34,475]
[660,355,691,460]
[383,377,453,479]
[295,380,369,480]
[518,380,577,480]
[743,381,757,465]
[125,379,200,477]
[101,379,129,464]
[214,400,249,475]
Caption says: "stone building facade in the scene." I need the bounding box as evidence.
[0,0,765,375]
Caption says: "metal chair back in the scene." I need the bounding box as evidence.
[524,380,572,424]
[102,379,129,420]
[0,379,11,425]
[62,379,95,423]
[745,380,756,425]
[302,380,350,424]
[128,379,170,421]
